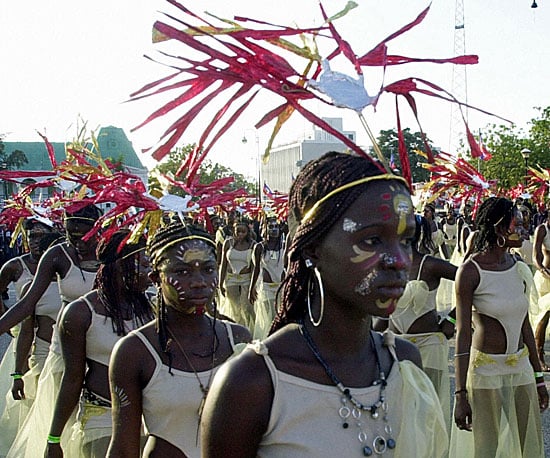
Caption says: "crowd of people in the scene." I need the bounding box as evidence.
[0,151,547,457]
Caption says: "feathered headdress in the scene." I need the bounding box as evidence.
[131,1,509,189]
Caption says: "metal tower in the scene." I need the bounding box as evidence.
[449,0,468,156]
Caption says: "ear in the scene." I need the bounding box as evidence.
[301,244,320,266]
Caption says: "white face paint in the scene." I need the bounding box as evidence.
[114,386,131,408]
[354,271,378,296]
[343,217,359,233]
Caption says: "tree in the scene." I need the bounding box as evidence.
[0,134,29,170]
[477,107,550,190]
[376,128,434,183]
[152,144,255,196]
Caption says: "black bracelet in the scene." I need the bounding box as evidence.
[454,388,468,395]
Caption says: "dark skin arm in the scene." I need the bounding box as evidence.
[218,239,231,297]
[45,299,91,457]
[107,333,154,458]
[0,245,68,336]
[453,260,477,431]
[522,315,549,410]
[201,348,273,458]
[248,243,263,304]
[0,257,23,315]
[11,315,34,400]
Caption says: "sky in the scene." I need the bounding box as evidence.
[1,0,549,179]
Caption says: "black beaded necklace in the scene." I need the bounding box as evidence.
[300,322,396,456]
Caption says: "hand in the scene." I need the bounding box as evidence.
[537,384,549,411]
[11,378,25,400]
[45,443,63,458]
[454,395,473,431]
[439,319,455,339]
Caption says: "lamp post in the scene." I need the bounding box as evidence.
[242,131,261,205]
[520,148,531,186]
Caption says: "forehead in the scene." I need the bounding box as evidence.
[66,219,94,233]
[336,181,414,229]
[163,239,215,261]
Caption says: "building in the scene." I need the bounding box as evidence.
[2,126,147,202]
[262,117,357,194]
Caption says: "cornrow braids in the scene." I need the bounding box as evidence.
[416,215,435,254]
[270,151,404,334]
[64,204,103,223]
[472,197,514,253]
[147,221,218,374]
[94,230,153,336]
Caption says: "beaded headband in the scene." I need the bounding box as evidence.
[301,174,410,224]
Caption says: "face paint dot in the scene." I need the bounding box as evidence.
[343,218,359,233]
[382,193,392,201]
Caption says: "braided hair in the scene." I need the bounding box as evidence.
[147,221,217,374]
[415,214,435,254]
[94,230,153,336]
[270,151,406,334]
[472,197,514,253]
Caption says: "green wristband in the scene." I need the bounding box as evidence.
[10,372,23,380]
[47,434,61,444]
[445,316,456,325]
[534,371,544,379]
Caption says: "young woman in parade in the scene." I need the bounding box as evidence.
[386,215,456,428]
[452,197,547,457]
[218,220,257,331]
[202,151,447,457]
[43,229,153,458]
[0,219,60,455]
[249,216,285,339]
[5,204,103,457]
[107,222,250,458]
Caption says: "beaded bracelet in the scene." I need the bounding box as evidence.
[537,382,547,388]
[10,372,23,380]
[47,435,61,444]
[445,316,456,325]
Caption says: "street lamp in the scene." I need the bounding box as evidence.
[521,148,531,186]
[242,131,261,205]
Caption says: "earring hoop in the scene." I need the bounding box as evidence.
[307,267,325,326]
[496,235,506,248]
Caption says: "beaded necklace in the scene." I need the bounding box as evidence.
[300,323,396,456]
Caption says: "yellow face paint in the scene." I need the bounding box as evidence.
[393,194,412,235]
[350,244,377,263]
[176,246,213,264]
[376,298,397,314]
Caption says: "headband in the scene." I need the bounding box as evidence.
[301,174,409,224]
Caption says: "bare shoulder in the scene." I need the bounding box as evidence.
[426,255,457,280]
[226,321,252,344]
[394,336,422,368]
[60,297,93,331]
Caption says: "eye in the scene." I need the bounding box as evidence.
[361,236,381,247]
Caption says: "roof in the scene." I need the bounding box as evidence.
[3,126,146,172]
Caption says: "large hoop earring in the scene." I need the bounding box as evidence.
[496,235,506,248]
[307,267,325,326]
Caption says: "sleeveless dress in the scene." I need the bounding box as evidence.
[389,255,451,429]
[128,321,244,457]
[8,244,97,457]
[449,260,544,457]
[244,333,448,457]
[0,258,36,455]
[65,295,145,458]
[253,247,284,340]
[222,242,254,330]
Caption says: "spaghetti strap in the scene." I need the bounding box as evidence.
[223,321,236,350]
[417,255,429,281]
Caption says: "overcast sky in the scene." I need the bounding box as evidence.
[1,0,548,178]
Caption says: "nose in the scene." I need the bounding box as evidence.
[380,247,410,271]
